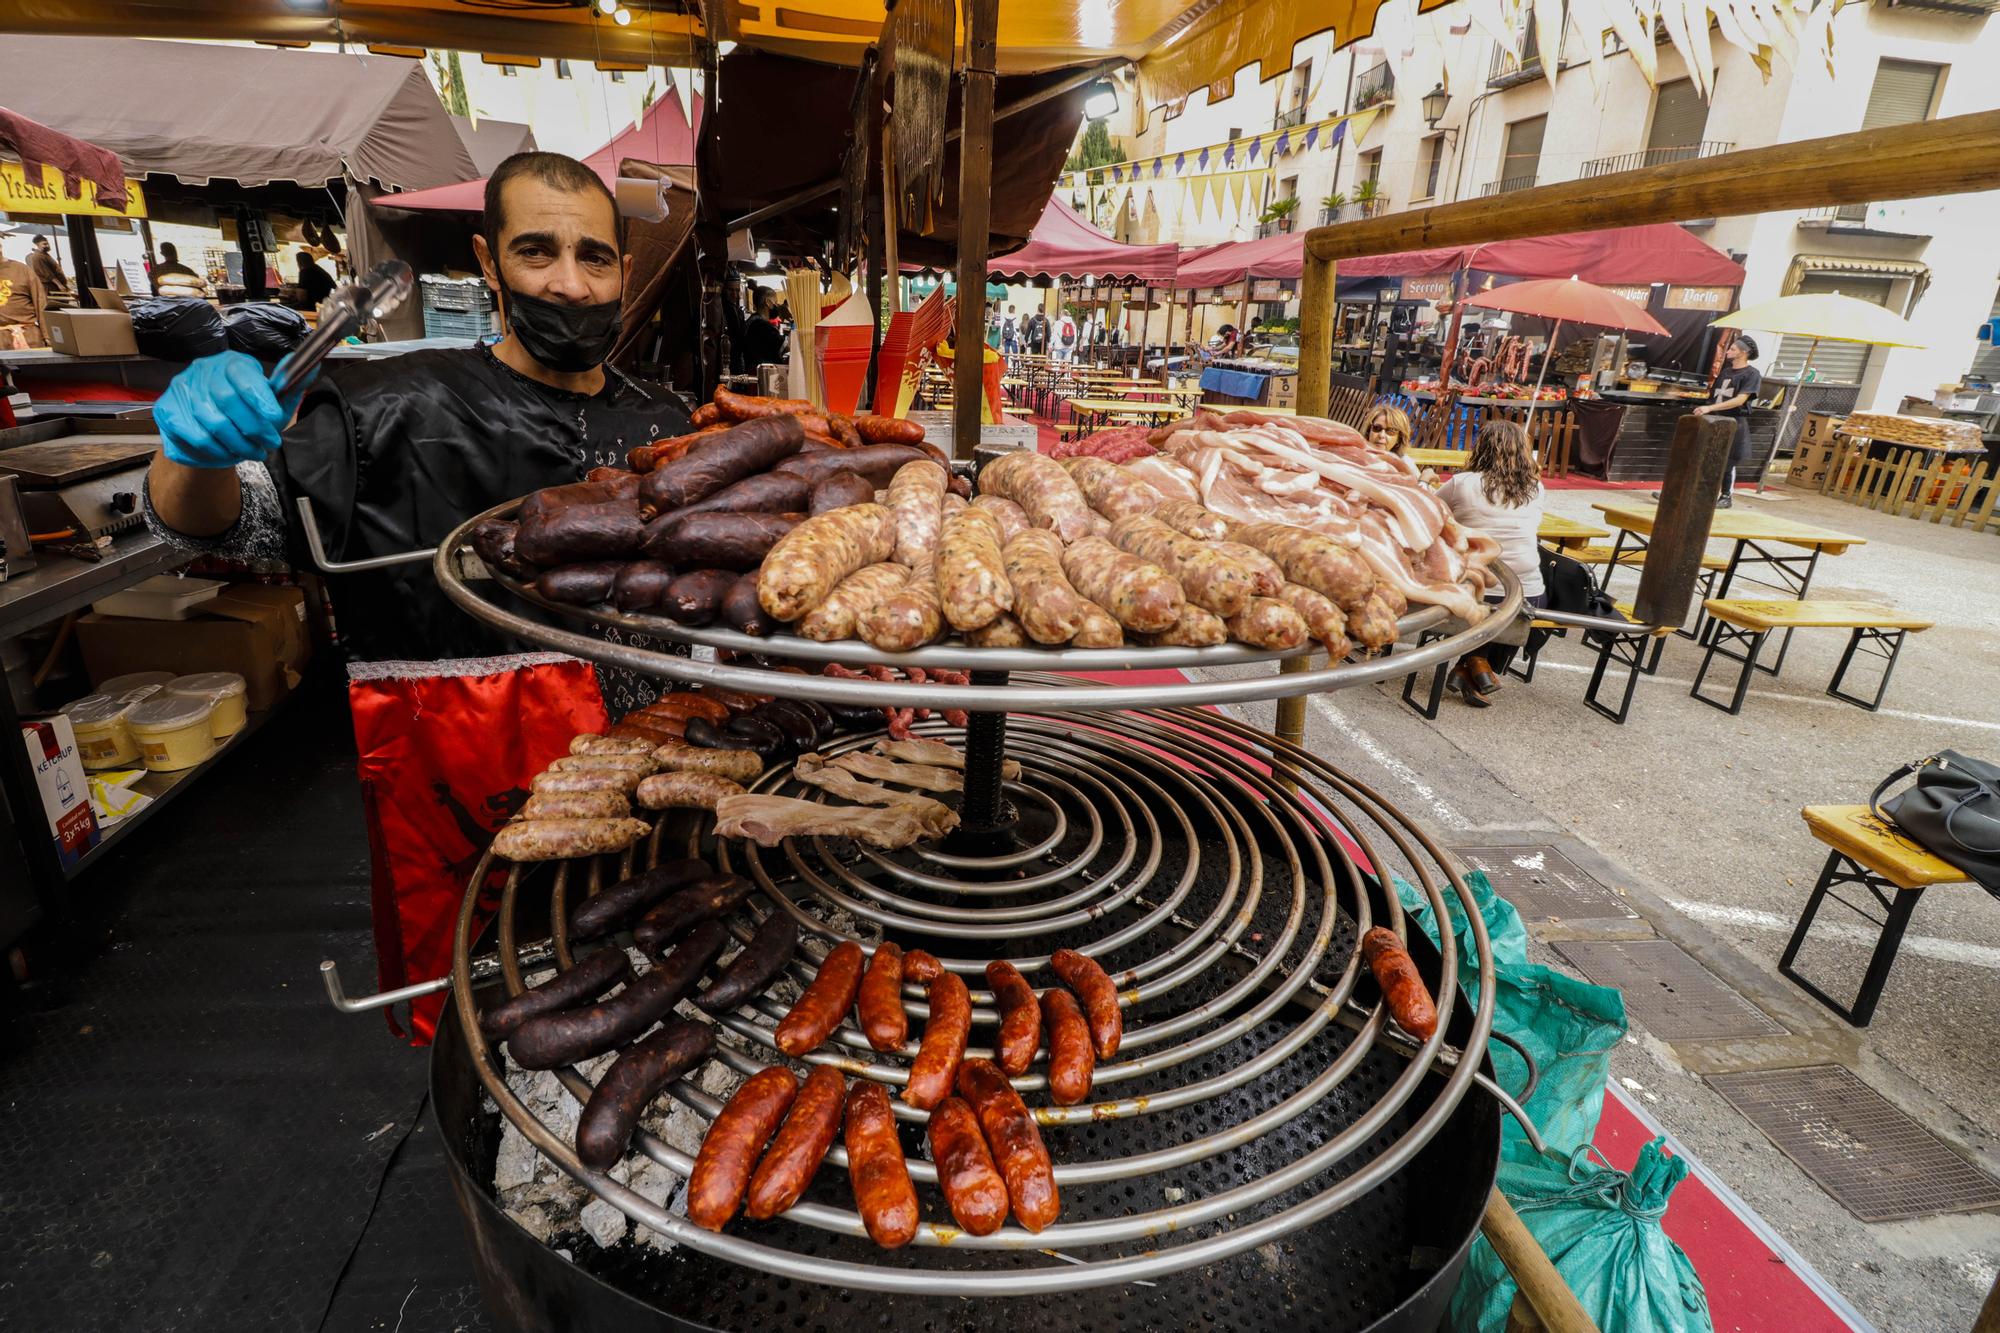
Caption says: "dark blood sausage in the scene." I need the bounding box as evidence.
[694,912,800,1014]
[631,874,755,955]
[575,1019,714,1171]
[639,415,806,515]
[585,465,636,485]
[789,698,836,744]
[722,571,779,636]
[680,716,735,751]
[687,1067,799,1231]
[724,712,787,754]
[857,941,907,1052]
[744,1065,847,1220]
[478,947,632,1041]
[518,475,638,527]
[612,559,676,612]
[826,703,882,732]
[644,511,802,571]
[470,518,535,579]
[1042,987,1096,1106]
[674,471,812,518]
[984,960,1042,1078]
[845,1081,919,1249]
[536,561,624,605]
[809,471,878,515]
[1360,927,1439,1041]
[902,968,971,1111]
[772,444,928,488]
[956,1058,1060,1233]
[660,568,739,625]
[927,1096,1009,1236]
[854,414,929,446]
[568,857,712,941]
[516,498,646,567]
[507,920,729,1069]
[1050,948,1123,1059]
[775,940,866,1056]
[750,700,817,753]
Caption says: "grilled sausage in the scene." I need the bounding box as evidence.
[490,817,650,862]
[855,413,928,445]
[809,471,878,515]
[470,518,535,580]
[744,1065,847,1220]
[517,475,639,527]
[530,768,643,795]
[937,505,1014,633]
[674,471,812,519]
[955,1058,1059,1232]
[507,920,729,1068]
[655,691,730,724]
[902,967,971,1111]
[568,857,713,940]
[632,874,757,955]
[660,568,739,625]
[612,559,676,612]
[845,1080,919,1249]
[687,1067,799,1230]
[1360,927,1438,1041]
[535,561,624,606]
[479,947,633,1040]
[569,734,655,756]
[515,790,630,822]
[723,712,787,755]
[636,771,745,811]
[927,1097,1009,1236]
[550,752,657,776]
[1050,949,1123,1058]
[857,942,907,1052]
[694,912,800,1013]
[775,941,866,1056]
[575,1019,715,1171]
[638,414,805,515]
[772,445,928,489]
[714,386,816,420]
[700,686,772,715]
[902,949,944,985]
[1043,987,1095,1106]
[721,571,780,636]
[643,511,803,572]
[609,713,686,743]
[984,960,1042,1077]
[650,739,762,783]
[516,500,647,568]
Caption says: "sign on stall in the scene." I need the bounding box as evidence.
[1399,275,1453,303]
[0,162,148,218]
[1251,279,1293,301]
[1666,285,1733,311]
[1604,284,1655,307]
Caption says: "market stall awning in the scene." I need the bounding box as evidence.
[0,36,476,192]
[452,116,536,177]
[1172,232,1307,287]
[986,198,1179,283]
[1307,224,1745,288]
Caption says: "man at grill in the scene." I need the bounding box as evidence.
[142,150,694,661]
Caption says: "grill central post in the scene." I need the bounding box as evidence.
[958,669,1010,836]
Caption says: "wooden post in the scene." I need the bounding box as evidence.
[1632,416,1734,629]
[951,0,999,462]
[1272,248,1340,787]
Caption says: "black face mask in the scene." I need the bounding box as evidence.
[501,285,622,374]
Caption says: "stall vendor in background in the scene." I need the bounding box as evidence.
[143,151,694,661]
[0,235,49,349]
[1692,334,1759,508]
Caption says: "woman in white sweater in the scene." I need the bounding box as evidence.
[1434,419,1546,706]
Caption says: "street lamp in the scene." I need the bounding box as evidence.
[1083,79,1119,121]
[1421,83,1459,148]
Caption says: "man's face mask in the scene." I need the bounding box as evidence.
[503,285,623,374]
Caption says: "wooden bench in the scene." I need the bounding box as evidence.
[1404,602,1670,724]
[1780,804,1969,1026]
[1691,600,1934,715]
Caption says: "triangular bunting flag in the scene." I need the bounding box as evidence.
[1347,107,1382,143]
[1228,173,1247,216]
[1304,125,1319,150]
[1174,151,1186,175]
[1248,137,1261,163]
[1152,158,1165,178]
[1274,130,1291,157]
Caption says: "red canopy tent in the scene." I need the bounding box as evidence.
[986,198,1179,283]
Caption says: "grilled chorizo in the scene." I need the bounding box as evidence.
[479,947,633,1040]
[534,561,624,606]
[575,1019,715,1171]
[650,739,762,783]
[984,960,1042,1077]
[845,1081,919,1248]
[648,691,730,725]
[902,967,971,1111]
[855,413,928,445]
[902,949,944,984]
[490,817,650,862]
[1043,987,1095,1106]
[687,1066,799,1230]
[1360,926,1438,1041]
[636,771,746,811]
[609,712,685,743]
[507,920,728,1068]
[694,912,800,1013]
[857,942,908,1052]
[745,1065,847,1220]
[639,414,805,515]
[714,386,816,420]
[809,471,878,515]
[927,1097,1009,1236]
[660,568,739,625]
[775,941,866,1056]
[1050,948,1123,1058]
[632,874,756,955]
[758,502,898,622]
[955,1058,1059,1232]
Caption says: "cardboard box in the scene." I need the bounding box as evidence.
[1788,439,1835,490]
[44,308,139,357]
[1798,413,1844,448]
[78,583,310,710]
[20,715,101,868]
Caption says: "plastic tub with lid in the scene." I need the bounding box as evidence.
[92,574,225,621]
[61,693,142,770]
[128,695,216,772]
[167,672,248,740]
[98,670,177,701]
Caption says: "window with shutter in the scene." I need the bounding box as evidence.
[1420,136,1444,199]
[1647,80,1708,152]
[1502,115,1545,189]
[1862,60,1943,129]
[1772,276,1894,386]
[1970,289,2000,386]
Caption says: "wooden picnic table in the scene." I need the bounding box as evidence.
[1536,513,1612,549]
[1408,447,1468,472]
[1062,396,1188,438]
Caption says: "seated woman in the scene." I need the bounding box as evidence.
[1359,403,1413,458]
[1434,419,1546,706]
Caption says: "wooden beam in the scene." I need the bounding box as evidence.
[1482,1189,1601,1333]
[1295,253,1336,418]
[1305,111,2000,262]
[952,0,999,462]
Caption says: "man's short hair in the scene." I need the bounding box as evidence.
[483,151,622,257]
[160,241,178,260]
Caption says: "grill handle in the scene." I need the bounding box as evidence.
[295,496,436,573]
[321,940,558,1014]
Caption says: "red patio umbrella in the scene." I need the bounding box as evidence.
[1460,277,1668,428]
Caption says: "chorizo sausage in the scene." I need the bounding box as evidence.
[714,386,816,420]
[490,817,650,862]
[796,562,908,642]
[937,505,1013,633]
[507,920,729,1069]
[978,448,1097,542]
[650,739,762,783]
[632,874,756,955]
[984,961,1042,1077]
[854,413,928,445]
[699,686,772,715]
[773,444,929,488]
[567,856,713,940]
[649,691,730,725]
[829,413,865,449]
[1360,926,1438,1040]
[1224,595,1309,651]
[775,941,866,1056]
[1050,948,1123,1058]
[745,1065,847,1220]
[844,1081,919,1248]
[758,503,898,622]
[694,912,800,1013]
[955,1058,1059,1233]
[612,559,676,612]
[687,1067,799,1230]
[516,500,646,568]
[515,790,630,822]
[534,561,624,606]
[902,949,944,984]
[575,1019,715,1171]
[636,771,746,811]
[660,568,739,625]
[970,494,1030,546]
[691,401,724,429]
[1058,536,1184,634]
[809,471,878,515]
[926,1097,1009,1236]
[673,471,812,519]
[479,947,633,1040]
[722,571,780,636]
[470,518,535,580]
[1063,455,1163,521]
[643,511,802,571]
[609,712,686,743]
[902,967,970,1111]
[638,415,805,515]
[857,941,907,1052]
[1042,987,1095,1106]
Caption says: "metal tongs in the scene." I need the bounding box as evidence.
[272,259,415,399]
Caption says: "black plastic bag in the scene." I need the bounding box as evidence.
[223,302,309,360]
[127,297,227,361]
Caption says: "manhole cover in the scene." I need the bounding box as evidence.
[1708,1065,2000,1223]
[1453,846,1639,923]
[1553,939,1785,1040]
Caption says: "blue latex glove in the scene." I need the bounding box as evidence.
[155,350,313,469]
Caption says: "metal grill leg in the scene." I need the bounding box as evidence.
[959,669,1009,832]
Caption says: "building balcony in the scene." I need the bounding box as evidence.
[1273,103,1310,131]
[1479,174,1538,197]
[1257,216,1299,238]
[1883,0,1999,14]
[1796,203,1933,238]
[1352,62,1395,111]
[1579,141,1736,178]
[1319,197,1390,225]
[1487,42,1542,88]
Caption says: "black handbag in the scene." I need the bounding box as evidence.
[1870,751,2000,893]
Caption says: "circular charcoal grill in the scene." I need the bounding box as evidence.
[429,523,1522,1332]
